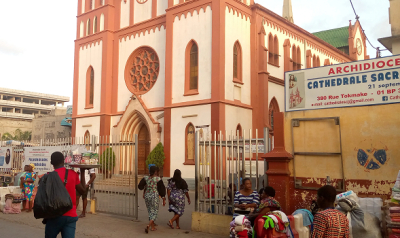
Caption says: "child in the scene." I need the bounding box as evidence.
[21,164,36,212]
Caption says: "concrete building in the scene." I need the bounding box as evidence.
[31,107,72,142]
[379,0,400,54]
[72,0,368,177]
[0,87,69,139]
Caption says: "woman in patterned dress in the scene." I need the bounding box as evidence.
[167,169,191,229]
[21,164,36,212]
[138,166,166,233]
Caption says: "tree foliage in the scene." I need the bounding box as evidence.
[146,142,165,169]
[99,147,116,171]
[1,129,32,141]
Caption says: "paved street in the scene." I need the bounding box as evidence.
[0,191,226,238]
[92,190,198,230]
[0,211,225,238]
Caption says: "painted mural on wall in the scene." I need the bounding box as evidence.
[356,142,389,171]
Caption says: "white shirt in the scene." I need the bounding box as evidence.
[75,168,96,185]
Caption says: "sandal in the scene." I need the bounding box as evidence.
[176,226,181,229]
[167,221,174,229]
[151,227,157,231]
[145,225,149,234]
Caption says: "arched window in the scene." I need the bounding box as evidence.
[82,0,86,14]
[233,41,242,83]
[93,16,97,33]
[292,45,297,70]
[316,56,320,67]
[292,45,301,70]
[297,46,301,69]
[283,39,291,72]
[86,66,94,108]
[268,33,274,64]
[324,58,330,66]
[84,130,90,150]
[90,0,94,10]
[86,19,91,36]
[185,41,199,95]
[312,54,317,68]
[100,14,105,31]
[184,123,195,165]
[236,124,242,138]
[101,0,105,6]
[273,35,279,66]
[269,97,280,134]
[80,21,84,38]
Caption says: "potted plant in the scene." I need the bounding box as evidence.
[146,143,165,176]
[99,147,116,179]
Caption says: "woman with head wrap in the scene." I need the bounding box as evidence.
[138,166,166,233]
[21,163,36,212]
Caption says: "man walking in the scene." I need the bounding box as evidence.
[45,152,86,238]
[312,185,350,238]
[76,168,96,218]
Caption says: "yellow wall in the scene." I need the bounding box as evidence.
[284,103,400,195]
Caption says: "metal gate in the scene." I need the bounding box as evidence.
[89,135,139,219]
[0,135,139,219]
[194,128,270,215]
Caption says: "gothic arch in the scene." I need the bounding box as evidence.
[269,97,280,133]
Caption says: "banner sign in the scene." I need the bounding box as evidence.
[285,55,400,111]
[0,147,12,169]
[23,146,63,174]
[23,145,88,174]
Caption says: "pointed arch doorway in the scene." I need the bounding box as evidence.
[138,125,150,175]
[119,110,152,175]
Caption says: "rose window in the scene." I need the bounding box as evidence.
[124,47,159,95]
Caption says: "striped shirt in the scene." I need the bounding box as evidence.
[312,209,349,238]
[233,190,260,218]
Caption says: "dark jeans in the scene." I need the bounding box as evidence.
[45,216,79,238]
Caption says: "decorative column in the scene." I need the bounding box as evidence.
[261,112,293,213]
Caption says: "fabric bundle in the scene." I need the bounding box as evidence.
[293,209,314,227]
[392,171,400,203]
[3,198,21,214]
[337,197,382,238]
[253,211,294,238]
[230,215,253,238]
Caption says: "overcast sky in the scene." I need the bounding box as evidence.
[0,0,391,105]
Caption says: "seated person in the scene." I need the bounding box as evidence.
[233,178,260,219]
[256,186,281,213]
[247,186,281,223]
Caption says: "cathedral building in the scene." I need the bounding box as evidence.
[72,0,367,177]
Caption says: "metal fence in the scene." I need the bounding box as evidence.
[194,128,270,215]
[0,135,139,219]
